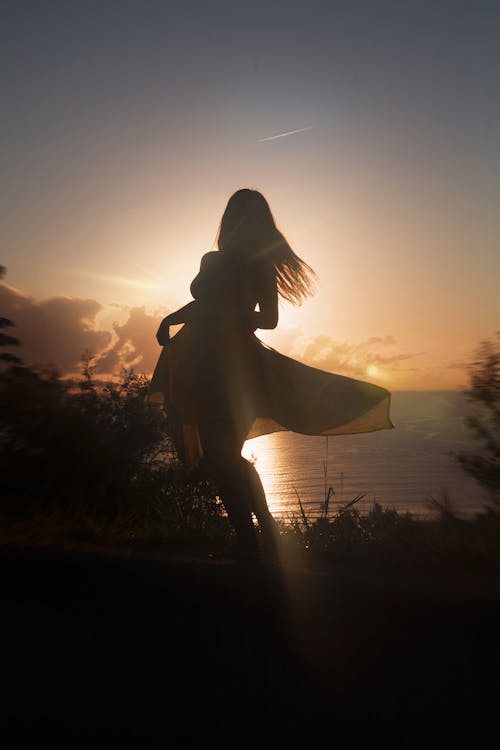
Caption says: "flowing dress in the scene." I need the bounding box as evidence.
[148,252,393,464]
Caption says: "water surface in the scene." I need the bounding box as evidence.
[243,391,487,519]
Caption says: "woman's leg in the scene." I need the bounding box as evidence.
[198,420,259,555]
[242,459,279,556]
[199,419,278,557]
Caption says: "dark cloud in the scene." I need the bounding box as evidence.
[0,282,170,376]
[0,283,111,372]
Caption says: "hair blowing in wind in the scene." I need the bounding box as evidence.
[216,189,317,305]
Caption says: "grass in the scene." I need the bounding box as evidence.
[4,487,499,573]
[1,361,499,569]
[274,475,500,569]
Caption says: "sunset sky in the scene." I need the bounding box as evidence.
[2,0,499,389]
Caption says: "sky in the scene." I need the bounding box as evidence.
[1,0,499,389]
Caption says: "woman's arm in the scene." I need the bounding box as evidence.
[156,252,217,344]
[252,271,278,330]
[156,301,196,345]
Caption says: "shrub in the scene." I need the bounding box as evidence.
[458,334,500,505]
[0,358,225,540]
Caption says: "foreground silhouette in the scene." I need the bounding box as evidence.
[150,189,393,557]
[3,544,500,744]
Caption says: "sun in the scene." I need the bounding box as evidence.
[366,364,380,378]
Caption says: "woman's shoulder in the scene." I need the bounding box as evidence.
[200,251,241,277]
[191,252,226,298]
[199,251,221,269]
[198,251,272,284]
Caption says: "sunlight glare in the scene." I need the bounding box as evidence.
[63,268,161,291]
[242,435,282,517]
[366,364,380,378]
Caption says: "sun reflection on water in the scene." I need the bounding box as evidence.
[242,433,301,520]
[242,391,488,521]
[243,435,279,516]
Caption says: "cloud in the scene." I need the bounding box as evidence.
[1,280,430,387]
[96,307,164,374]
[0,282,169,376]
[0,283,112,373]
[300,333,422,380]
[363,336,398,347]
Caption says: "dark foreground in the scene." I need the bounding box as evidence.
[2,544,500,747]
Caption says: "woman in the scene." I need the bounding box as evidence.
[150,189,393,559]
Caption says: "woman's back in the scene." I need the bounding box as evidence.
[190,251,268,336]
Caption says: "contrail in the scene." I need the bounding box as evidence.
[258,125,314,142]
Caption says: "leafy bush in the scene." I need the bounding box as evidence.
[458,334,500,504]
[0,358,227,541]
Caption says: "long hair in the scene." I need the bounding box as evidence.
[216,188,316,305]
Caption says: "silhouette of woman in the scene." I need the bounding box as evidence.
[149,189,393,559]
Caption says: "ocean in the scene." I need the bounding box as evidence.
[242,390,489,520]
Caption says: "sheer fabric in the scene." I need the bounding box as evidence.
[148,253,393,464]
